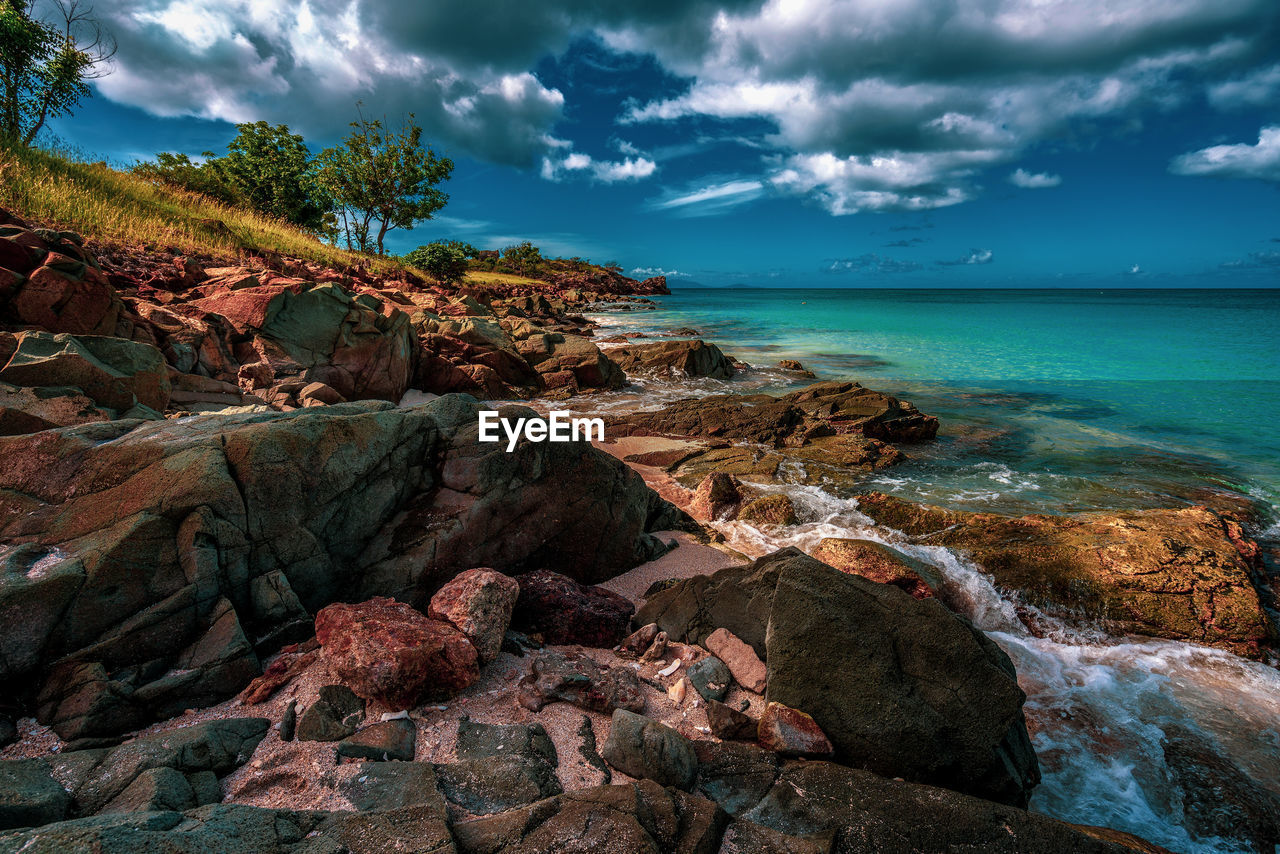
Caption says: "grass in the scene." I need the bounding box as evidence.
[0,142,407,275]
[462,270,548,288]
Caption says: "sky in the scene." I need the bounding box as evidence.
[41,0,1280,287]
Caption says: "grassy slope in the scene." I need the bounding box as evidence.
[0,143,406,275]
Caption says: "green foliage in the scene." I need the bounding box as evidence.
[0,0,114,145]
[132,151,243,207]
[499,240,543,275]
[404,239,477,284]
[316,109,453,255]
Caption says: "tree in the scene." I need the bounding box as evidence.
[500,241,543,276]
[316,109,453,255]
[404,240,477,284]
[132,151,243,207]
[221,121,331,231]
[0,0,114,146]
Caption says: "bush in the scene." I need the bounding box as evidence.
[404,240,477,284]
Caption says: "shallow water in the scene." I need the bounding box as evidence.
[586,288,1280,853]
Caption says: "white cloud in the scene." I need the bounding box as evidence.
[938,248,995,266]
[1170,126,1280,182]
[541,151,657,183]
[631,266,688,277]
[1009,168,1062,188]
[648,178,766,217]
[1209,64,1280,110]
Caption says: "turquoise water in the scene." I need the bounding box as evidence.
[605,288,1280,525]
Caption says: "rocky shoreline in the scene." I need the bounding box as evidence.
[2,213,1278,853]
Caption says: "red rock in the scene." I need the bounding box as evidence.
[690,472,746,521]
[513,570,635,648]
[315,597,479,709]
[10,265,122,335]
[239,643,319,705]
[427,568,520,664]
[758,701,834,758]
[809,538,937,600]
[705,628,767,693]
[516,650,644,714]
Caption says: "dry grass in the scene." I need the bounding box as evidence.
[462,269,547,288]
[0,143,407,275]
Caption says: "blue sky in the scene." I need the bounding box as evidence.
[44,0,1280,287]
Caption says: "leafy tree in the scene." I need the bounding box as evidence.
[316,109,453,255]
[500,240,543,276]
[404,240,477,284]
[221,122,331,232]
[132,151,243,207]
[0,0,114,145]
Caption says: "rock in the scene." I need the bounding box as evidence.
[34,661,147,744]
[611,340,736,379]
[757,703,834,759]
[690,472,747,521]
[512,570,635,647]
[706,701,758,741]
[279,700,297,742]
[99,766,197,814]
[336,718,417,762]
[721,819,834,853]
[693,740,781,818]
[575,715,611,784]
[776,359,817,379]
[336,761,449,813]
[515,331,625,390]
[601,710,699,791]
[618,622,662,657]
[315,597,480,708]
[0,380,112,435]
[435,756,562,815]
[0,716,14,749]
[0,758,70,830]
[855,492,1274,656]
[687,656,732,702]
[742,761,1165,854]
[737,494,796,526]
[451,779,727,854]
[428,568,520,664]
[296,685,364,742]
[516,650,644,714]
[639,549,1040,807]
[297,381,345,406]
[705,629,767,694]
[0,332,170,412]
[5,245,124,336]
[455,718,558,768]
[808,538,938,600]
[239,643,319,705]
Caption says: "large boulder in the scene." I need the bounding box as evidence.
[315,597,479,707]
[428,568,520,664]
[515,332,625,390]
[512,570,635,647]
[610,340,736,380]
[856,492,1275,656]
[0,396,682,736]
[0,332,170,413]
[1,226,125,336]
[637,548,1039,807]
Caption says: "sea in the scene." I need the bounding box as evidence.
[584,287,1280,854]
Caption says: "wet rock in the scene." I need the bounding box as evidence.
[705,629,767,694]
[687,655,732,702]
[611,340,736,380]
[316,597,479,707]
[513,570,635,648]
[601,710,699,791]
[808,538,938,600]
[856,492,1275,656]
[776,359,817,379]
[451,779,727,854]
[1161,725,1280,851]
[428,568,520,664]
[757,703,834,759]
[693,740,780,817]
[706,700,758,741]
[0,758,70,830]
[296,685,364,742]
[737,494,796,526]
[516,650,644,715]
[690,472,747,521]
[336,718,417,762]
[435,756,563,815]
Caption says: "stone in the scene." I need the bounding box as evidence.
[0,758,69,830]
[336,761,449,814]
[601,710,699,791]
[455,718,558,768]
[706,700,757,741]
[737,494,797,526]
[316,597,479,708]
[8,261,123,336]
[451,779,727,854]
[516,650,644,715]
[721,819,834,853]
[855,492,1274,656]
[0,381,111,435]
[0,716,14,749]
[618,622,662,657]
[296,685,364,742]
[515,332,625,390]
[757,703,834,759]
[239,643,319,705]
[428,568,520,664]
[808,538,938,600]
[512,570,635,648]
[434,756,562,815]
[687,655,732,702]
[336,718,417,762]
[99,766,196,814]
[690,472,747,521]
[705,629,767,694]
[0,332,170,412]
[279,701,297,742]
[693,740,780,818]
[611,340,736,379]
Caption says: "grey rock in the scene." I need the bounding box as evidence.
[297,685,363,743]
[336,762,449,815]
[0,758,69,831]
[434,756,562,816]
[279,699,297,742]
[455,717,557,767]
[601,710,698,791]
[687,656,731,702]
[99,766,195,814]
[720,819,834,854]
[337,719,416,762]
[693,741,780,818]
[706,700,756,741]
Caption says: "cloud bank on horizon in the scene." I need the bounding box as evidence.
[87,0,1280,220]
